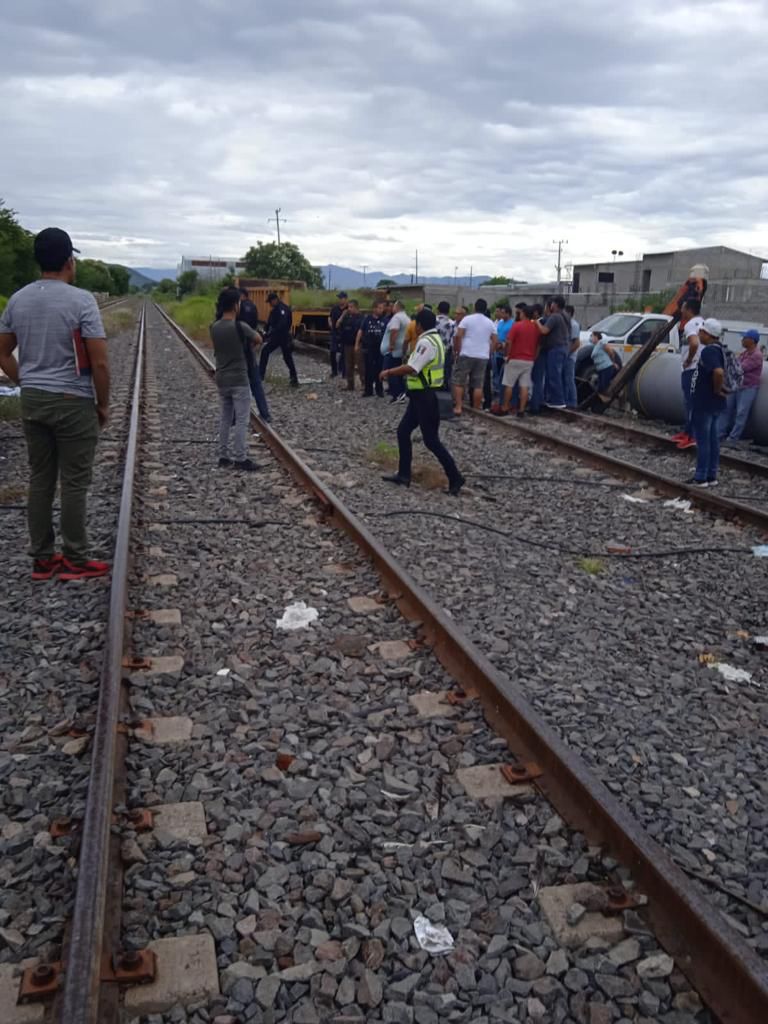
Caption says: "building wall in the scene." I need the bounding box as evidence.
[178,257,248,283]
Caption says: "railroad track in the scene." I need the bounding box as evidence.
[294,337,768,533]
[3,308,765,1021]
[137,306,768,1024]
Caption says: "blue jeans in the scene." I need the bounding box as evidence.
[562,355,577,407]
[530,352,547,412]
[680,369,695,435]
[597,365,618,394]
[248,363,271,422]
[492,353,505,401]
[691,410,721,482]
[719,386,758,441]
[383,353,404,397]
[545,348,567,406]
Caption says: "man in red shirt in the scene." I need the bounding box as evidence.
[495,304,540,417]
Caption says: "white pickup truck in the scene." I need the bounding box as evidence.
[575,312,679,403]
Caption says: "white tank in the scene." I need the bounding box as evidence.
[629,351,768,445]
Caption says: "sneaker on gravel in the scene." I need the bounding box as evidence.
[686,477,708,487]
[707,478,719,486]
[670,432,687,442]
[677,436,696,449]
[289,378,299,388]
[381,474,410,488]
[31,555,63,581]
[217,457,233,468]
[234,459,261,472]
[58,557,110,580]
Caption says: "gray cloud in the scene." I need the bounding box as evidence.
[2,0,767,279]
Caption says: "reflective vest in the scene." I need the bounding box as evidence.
[406,330,445,390]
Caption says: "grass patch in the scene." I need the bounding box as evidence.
[0,483,25,503]
[103,307,136,336]
[366,439,445,489]
[160,295,216,342]
[368,440,399,465]
[578,557,605,575]
[0,395,21,421]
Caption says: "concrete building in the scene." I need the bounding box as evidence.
[178,256,248,283]
[572,245,768,295]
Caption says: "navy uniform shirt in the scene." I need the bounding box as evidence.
[267,301,292,343]
[238,298,260,330]
[359,314,388,348]
[338,311,363,346]
[691,343,726,414]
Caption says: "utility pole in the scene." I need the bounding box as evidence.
[268,208,283,245]
[414,249,419,285]
[362,265,368,287]
[469,265,473,288]
[553,239,568,291]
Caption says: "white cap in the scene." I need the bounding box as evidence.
[689,263,709,279]
[701,317,723,338]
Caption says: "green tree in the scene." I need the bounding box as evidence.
[242,241,323,288]
[377,278,397,288]
[107,264,131,295]
[155,278,177,295]
[75,259,115,294]
[177,269,199,296]
[484,275,512,286]
[0,201,37,296]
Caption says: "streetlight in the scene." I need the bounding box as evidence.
[611,249,624,263]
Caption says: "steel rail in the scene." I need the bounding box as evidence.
[467,406,768,532]
[157,303,768,1024]
[58,305,146,1024]
[547,405,768,479]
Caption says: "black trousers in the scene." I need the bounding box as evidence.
[363,343,383,396]
[259,334,298,383]
[397,389,461,485]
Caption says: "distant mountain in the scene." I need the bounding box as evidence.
[128,268,159,290]
[320,264,492,290]
[133,267,177,282]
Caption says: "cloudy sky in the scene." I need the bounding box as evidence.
[2,0,767,280]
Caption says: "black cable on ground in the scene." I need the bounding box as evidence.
[366,509,757,559]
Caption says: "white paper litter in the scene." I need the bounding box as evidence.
[663,498,694,514]
[413,915,455,955]
[708,662,755,685]
[276,600,319,631]
[620,494,649,504]
[216,668,231,677]
[752,545,768,558]
[0,385,21,397]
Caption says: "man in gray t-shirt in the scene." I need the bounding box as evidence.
[209,289,260,471]
[0,227,110,580]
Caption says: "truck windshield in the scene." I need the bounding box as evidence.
[588,314,643,337]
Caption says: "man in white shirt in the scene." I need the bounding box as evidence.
[672,298,704,449]
[380,308,464,496]
[380,299,410,403]
[451,298,497,415]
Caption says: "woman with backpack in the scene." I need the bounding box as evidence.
[719,329,763,444]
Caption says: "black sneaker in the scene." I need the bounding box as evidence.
[289,379,299,388]
[382,474,410,488]
[686,477,708,487]
[217,457,233,468]
[234,459,261,472]
[707,479,719,487]
[516,411,527,419]
[448,474,466,497]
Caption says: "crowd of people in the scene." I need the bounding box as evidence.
[327,291,587,415]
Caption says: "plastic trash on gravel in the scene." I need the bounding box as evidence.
[0,385,20,397]
[620,494,649,504]
[413,915,455,955]
[752,545,768,558]
[276,601,319,631]
[708,662,755,685]
[663,498,694,514]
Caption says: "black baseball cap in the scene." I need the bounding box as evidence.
[34,227,80,271]
[337,291,348,299]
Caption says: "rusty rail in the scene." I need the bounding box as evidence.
[57,305,146,1024]
[158,302,768,1024]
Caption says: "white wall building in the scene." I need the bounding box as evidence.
[178,256,248,283]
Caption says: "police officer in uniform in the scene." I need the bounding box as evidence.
[380,308,465,495]
[259,291,299,387]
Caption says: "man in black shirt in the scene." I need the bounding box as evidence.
[356,299,388,397]
[236,288,270,421]
[258,291,298,388]
[336,299,364,391]
[328,291,348,378]
[237,288,260,330]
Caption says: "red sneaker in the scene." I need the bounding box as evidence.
[677,436,697,449]
[669,432,687,442]
[58,557,110,581]
[31,555,63,581]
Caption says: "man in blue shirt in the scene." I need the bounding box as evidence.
[356,299,388,397]
[689,318,726,487]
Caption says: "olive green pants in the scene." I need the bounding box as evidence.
[21,388,99,561]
